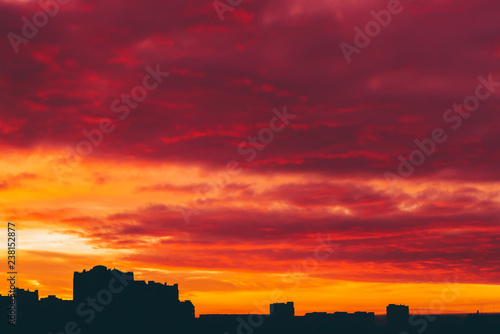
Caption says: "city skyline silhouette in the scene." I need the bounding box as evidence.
[2,265,499,333]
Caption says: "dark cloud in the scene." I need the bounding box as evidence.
[0,0,499,179]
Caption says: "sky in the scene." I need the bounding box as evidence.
[0,0,499,316]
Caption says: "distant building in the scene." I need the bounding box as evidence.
[39,295,72,307]
[15,288,39,304]
[387,304,409,331]
[0,295,10,310]
[302,310,375,331]
[12,288,39,325]
[270,302,295,319]
[353,311,375,331]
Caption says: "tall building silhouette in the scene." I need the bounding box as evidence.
[73,265,134,303]
[386,304,409,332]
[270,302,295,319]
[72,265,194,332]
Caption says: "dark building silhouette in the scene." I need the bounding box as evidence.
[0,294,13,326]
[1,265,194,333]
[72,265,194,333]
[464,311,500,334]
[299,310,375,334]
[14,288,39,325]
[0,294,9,305]
[39,295,72,306]
[73,265,134,302]
[15,288,38,304]
[386,304,409,332]
[270,301,295,319]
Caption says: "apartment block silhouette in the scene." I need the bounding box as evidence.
[386,304,409,332]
